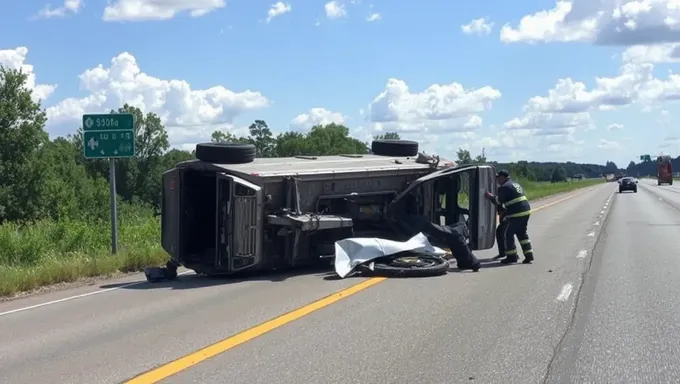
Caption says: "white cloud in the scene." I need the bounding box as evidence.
[503,61,680,134]
[367,78,501,136]
[598,138,620,150]
[607,123,624,130]
[461,18,494,36]
[622,43,680,63]
[103,0,226,21]
[366,12,381,22]
[35,0,83,18]
[325,1,347,19]
[266,2,292,23]
[500,0,680,46]
[45,51,269,145]
[290,108,346,131]
[0,47,56,102]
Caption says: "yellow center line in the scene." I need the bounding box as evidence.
[124,277,386,383]
[125,184,602,383]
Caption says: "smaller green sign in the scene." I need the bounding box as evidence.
[83,130,135,159]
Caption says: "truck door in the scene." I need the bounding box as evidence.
[387,165,497,251]
[161,168,181,263]
[217,173,264,272]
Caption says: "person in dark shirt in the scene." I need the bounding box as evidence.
[484,169,534,264]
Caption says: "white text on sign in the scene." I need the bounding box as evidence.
[95,118,121,128]
[98,132,132,140]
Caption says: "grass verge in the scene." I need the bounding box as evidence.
[0,204,167,298]
[519,178,603,201]
[0,178,605,298]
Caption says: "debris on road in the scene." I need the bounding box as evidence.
[333,232,450,278]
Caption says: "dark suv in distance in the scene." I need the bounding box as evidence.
[619,176,638,193]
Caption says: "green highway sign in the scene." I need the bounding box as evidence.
[82,113,135,159]
[82,113,134,131]
[83,130,135,159]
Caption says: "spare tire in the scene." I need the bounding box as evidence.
[371,139,419,157]
[195,142,256,164]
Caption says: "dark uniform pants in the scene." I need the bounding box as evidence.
[496,218,508,255]
[502,215,533,259]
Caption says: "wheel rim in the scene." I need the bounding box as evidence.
[389,255,438,268]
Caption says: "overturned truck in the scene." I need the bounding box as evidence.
[151,139,497,281]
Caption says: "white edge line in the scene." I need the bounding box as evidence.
[576,250,587,259]
[0,271,193,317]
[556,283,574,302]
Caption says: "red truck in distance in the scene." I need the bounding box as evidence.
[657,155,673,185]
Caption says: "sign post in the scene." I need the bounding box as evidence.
[82,113,136,254]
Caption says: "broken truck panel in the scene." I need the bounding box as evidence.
[468,165,497,250]
[386,164,497,250]
[161,168,181,263]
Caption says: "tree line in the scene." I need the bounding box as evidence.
[1,65,627,225]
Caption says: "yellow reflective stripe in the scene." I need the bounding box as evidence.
[505,249,518,255]
[506,210,531,218]
[523,249,533,254]
[519,239,531,245]
[505,195,528,206]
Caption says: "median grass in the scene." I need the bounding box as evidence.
[0,178,604,298]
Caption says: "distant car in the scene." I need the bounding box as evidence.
[619,177,638,193]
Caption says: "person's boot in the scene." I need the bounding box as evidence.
[522,253,534,264]
[458,261,480,272]
[500,255,518,264]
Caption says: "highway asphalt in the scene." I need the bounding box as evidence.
[1,180,679,384]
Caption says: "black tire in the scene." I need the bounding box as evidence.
[371,139,419,157]
[164,262,178,280]
[195,142,256,164]
[360,253,449,277]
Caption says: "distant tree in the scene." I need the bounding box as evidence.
[550,166,568,183]
[373,132,400,140]
[247,120,276,158]
[211,130,249,143]
[603,160,619,173]
[456,148,472,165]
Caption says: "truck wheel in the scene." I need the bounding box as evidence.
[371,139,419,157]
[195,142,256,164]
[360,254,449,277]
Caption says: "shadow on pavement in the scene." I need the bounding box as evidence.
[99,266,336,291]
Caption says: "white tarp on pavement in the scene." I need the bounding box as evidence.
[333,232,448,278]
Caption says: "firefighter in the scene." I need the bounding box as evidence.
[484,170,534,264]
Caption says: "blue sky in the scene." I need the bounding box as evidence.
[1,0,679,167]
